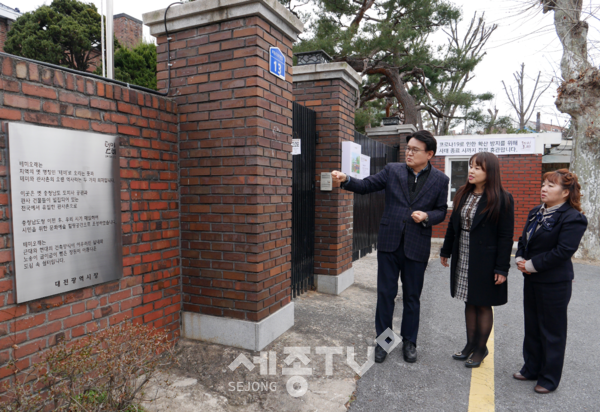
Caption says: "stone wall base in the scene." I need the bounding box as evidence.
[316,267,354,295]
[182,302,295,351]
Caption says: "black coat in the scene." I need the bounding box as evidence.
[516,203,588,283]
[342,163,449,262]
[440,192,515,306]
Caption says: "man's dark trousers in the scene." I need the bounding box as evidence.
[376,237,428,344]
[341,162,449,346]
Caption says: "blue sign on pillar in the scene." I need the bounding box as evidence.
[269,47,286,80]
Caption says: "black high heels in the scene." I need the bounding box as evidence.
[465,348,489,368]
[452,347,475,361]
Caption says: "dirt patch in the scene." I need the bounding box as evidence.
[140,254,382,412]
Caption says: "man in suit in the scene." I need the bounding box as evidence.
[332,130,449,363]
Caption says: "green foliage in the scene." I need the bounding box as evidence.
[297,0,459,68]
[466,107,514,134]
[73,391,146,411]
[5,0,101,72]
[95,42,158,90]
[295,0,461,128]
[355,99,386,133]
[0,321,175,411]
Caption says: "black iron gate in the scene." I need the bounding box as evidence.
[291,102,317,298]
[352,131,398,261]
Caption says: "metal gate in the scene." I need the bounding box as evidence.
[291,102,317,298]
[352,131,399,261]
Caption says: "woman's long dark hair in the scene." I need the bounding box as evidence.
[453,152,510,223]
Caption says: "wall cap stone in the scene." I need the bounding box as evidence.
[142,0,303,41]
[293,62,362,92]
[366,124,417,137]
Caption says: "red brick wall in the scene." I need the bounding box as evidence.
[114,15,143,49]
[430,154,542,242]
[293,78,357,277]
[0,19,9,53]
[0,56,179,386]
[156,17,294,322]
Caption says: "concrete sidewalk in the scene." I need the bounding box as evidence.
[140,254,379,412]
[140,253,600,412]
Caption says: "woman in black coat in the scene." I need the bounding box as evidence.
[440,152,514,367]
[513,169,588,394]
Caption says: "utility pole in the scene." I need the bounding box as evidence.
[100,0,106,78]
[106,0,114,79]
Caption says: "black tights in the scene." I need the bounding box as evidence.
[461,303,493,362]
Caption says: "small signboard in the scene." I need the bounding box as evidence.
[269,47,286,80]
[382,117,400,126]
[292,139,301,155]
[320,172,332,191]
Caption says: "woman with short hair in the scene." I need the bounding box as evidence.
[440,152,514,368]
[514,169,588,394]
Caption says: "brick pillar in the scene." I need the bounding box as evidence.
[292,63,361,295]
[365,124,417,162]
[143,0,303,351]
[114,14,143,49]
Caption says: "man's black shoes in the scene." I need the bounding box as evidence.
[374,340,417,363]
[402,339,417,363]
[375,345,387,363]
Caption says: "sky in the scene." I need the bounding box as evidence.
[9,0,600,130]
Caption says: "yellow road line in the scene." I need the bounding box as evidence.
[467,312,495,412]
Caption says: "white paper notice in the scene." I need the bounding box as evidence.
[292,139,301,155]
[360,155,370,179]
[341,141,362,179]
[436,136,536,156]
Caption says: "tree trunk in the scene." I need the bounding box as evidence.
[343,59,423,128]
[555,69,600,260]
[380,68,423,128]
[544,0,600,259]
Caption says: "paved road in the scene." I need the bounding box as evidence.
[348,254,600,412]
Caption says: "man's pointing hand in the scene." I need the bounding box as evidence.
[331,171,347,183]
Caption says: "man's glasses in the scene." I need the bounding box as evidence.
[405,146,425,154]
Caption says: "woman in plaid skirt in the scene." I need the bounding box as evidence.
[440,152,514,368]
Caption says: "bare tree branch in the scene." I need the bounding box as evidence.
[502,62,552,129]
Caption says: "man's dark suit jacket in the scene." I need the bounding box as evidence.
[343,162,449,262]
[516,203,588,283]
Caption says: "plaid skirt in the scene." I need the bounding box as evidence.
[454,229,470,301]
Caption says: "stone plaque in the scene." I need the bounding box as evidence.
[8,123,123,303]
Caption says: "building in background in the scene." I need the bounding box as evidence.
[0,8,143,70]
[114,13,143,49]
[366,125,563,241]
[526,120,567,133]
[0,3,21,52]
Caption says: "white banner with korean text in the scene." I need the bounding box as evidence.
[436,136,536,156]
